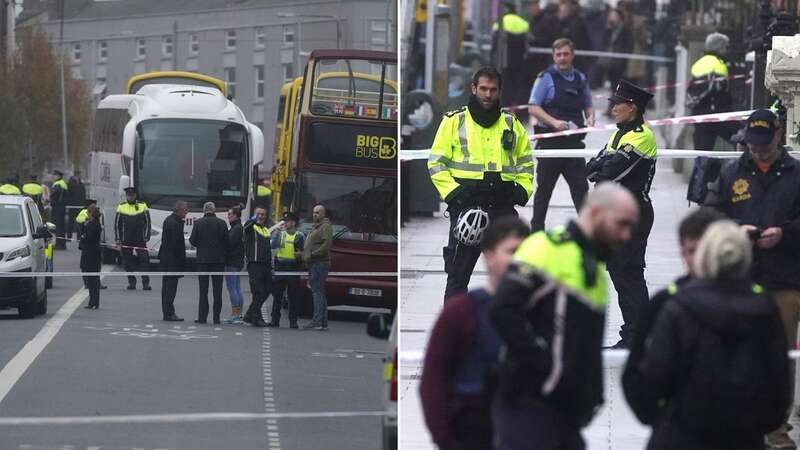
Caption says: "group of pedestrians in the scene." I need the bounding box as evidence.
[76,187,334,331]
[426,32,800,446]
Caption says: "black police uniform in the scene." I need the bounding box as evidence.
[114,188,152,289]
[243,220,273,326]
[531,65,591,232]
[51,172,69,249]
[586,79,657,347]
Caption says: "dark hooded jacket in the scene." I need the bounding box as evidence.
[637,279,790,450]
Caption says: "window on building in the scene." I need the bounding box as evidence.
[225,30,237,50]
[97,41,107,62]
[283,25,294,46]
[72,43,81,64]
[282,62,293,82]
[189,34,199,55]
[255,65,264,100]
[225,67,236,100]
[370,19,388,50]
[136,39,146,59]
[162,36,173,57]
[255,27,265,48]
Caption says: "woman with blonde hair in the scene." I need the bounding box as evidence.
[634,221,791,450]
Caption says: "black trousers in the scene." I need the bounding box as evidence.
[692,121,738,151]
[531,138,588,232]
[161,275,180,317]
[197,263,224,321]
[53,207,66,248]
[121,246,150,287]
[607,201,654,344]
[443,207,517,301]
[83,275,100,307]
[271,273,300,325]
[246,262,272,320]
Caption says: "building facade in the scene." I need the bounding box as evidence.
[18,0,397,170]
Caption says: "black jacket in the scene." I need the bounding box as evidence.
[79,220,102,272]
[114,201,151,245]
[243,220,272,265]
[189,213,228,264]
[623,275,690,425]
[638,279,790,450]
[159,213,186,271]
[706,149,800,289]
[226,220,244,268]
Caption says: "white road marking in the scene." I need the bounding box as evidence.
[0,265,114,406]
[0,411,387,425]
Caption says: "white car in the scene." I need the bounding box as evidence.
[368,313,397,450]
[0,195,50,317]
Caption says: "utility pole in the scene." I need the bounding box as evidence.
[59,0,68,170]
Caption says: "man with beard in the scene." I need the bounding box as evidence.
[491,182,639,449]
[428,66,535,301]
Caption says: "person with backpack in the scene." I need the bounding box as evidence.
[635,221,791,450]
[419,217,529,450]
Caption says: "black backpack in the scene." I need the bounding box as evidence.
[686,157,722,204]
[674,302,789,440]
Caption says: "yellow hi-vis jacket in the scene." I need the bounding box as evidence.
[428,107,534,202]
[0,184,21,195]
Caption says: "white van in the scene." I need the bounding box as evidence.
[0,195,50,317]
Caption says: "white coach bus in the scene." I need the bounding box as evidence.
[87,72,264,260]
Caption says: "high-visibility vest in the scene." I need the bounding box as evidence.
[76,208,88,224]
[428,107,534,200]
[690,54,728,78]
[22,183,44,196]
[514,226,608,309]
[491,13,530,35]
[276,230,298,262]
[0,184,21,195]
[53,179,68,191]
[257,185,272,197]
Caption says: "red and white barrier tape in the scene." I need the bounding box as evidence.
[505,74,751,111]
[53,235,152,252]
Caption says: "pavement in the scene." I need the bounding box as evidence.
[0,244,388,450]
[398,123,800,449]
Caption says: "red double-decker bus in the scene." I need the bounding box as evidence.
[271,49,397,312]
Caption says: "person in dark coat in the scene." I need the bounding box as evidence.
[189,201,229,324]
[636,221,791,450]
[50,170,69,249]
[159,201,188,322]
[80,205,102,310]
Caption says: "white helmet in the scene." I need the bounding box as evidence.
[453,207,490,246]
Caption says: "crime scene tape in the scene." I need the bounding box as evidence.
[526,46,675,63]
[530,109,752,140]
[504,74,752,110]
[0,271,397,278]
[402,149,800,161]
[400,349,800,366]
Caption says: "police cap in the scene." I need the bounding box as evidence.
[123,186,137,194]
[282,211,299,223]
[744,109,780,145]
[609,79,654,110]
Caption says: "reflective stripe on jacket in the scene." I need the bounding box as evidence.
[428,108,534,201]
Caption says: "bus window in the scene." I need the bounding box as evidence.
[309,59,397,120]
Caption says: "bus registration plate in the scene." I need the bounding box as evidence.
[349,287,382,297]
